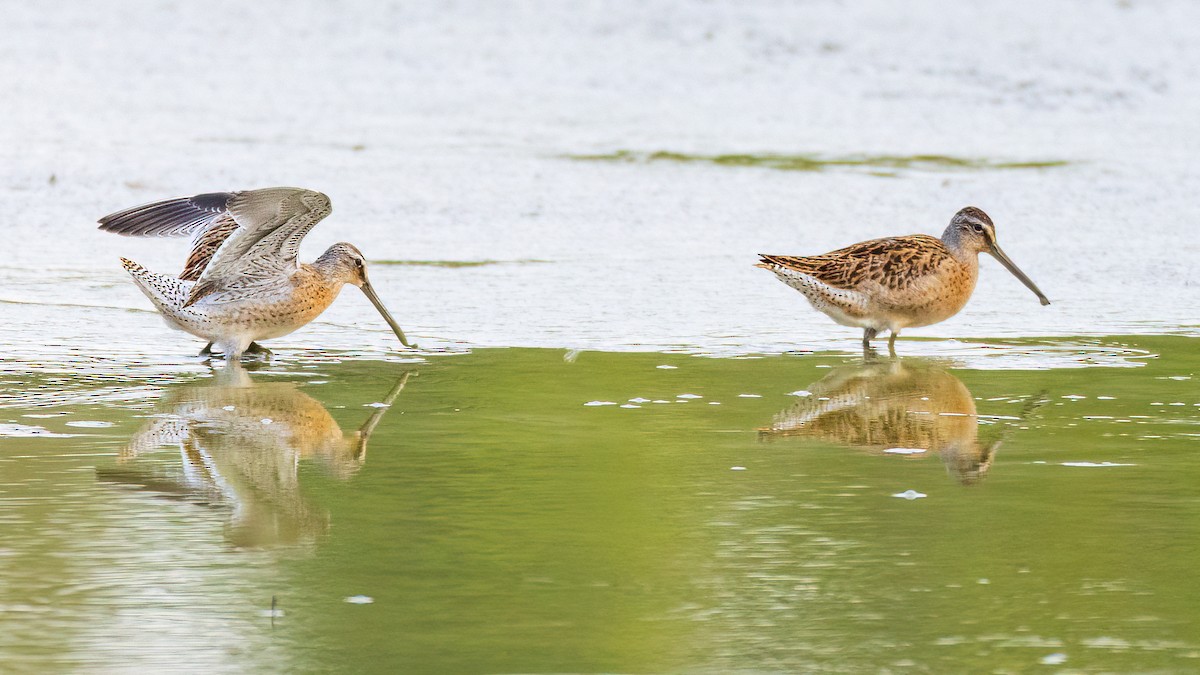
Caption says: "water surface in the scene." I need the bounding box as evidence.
[2,337,1197,672]
[3,1,1200,671]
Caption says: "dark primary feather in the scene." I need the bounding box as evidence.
[98,192,234,237]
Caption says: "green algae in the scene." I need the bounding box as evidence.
[569,149,1070,174]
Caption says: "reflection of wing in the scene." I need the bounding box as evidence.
[119,416,189,460]
[104,365,412,547]
[99,188,333,306]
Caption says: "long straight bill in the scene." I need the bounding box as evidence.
[360,281,418,348]
[988,243,1051,306]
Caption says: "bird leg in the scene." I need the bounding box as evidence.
[862,327,878,350]
[244,342,272,357]
[888,331,898,357]
[199,342,215,357]
[861,328,880,360]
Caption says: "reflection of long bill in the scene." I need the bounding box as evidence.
[988,243,1051,306]
[361,278,418,349]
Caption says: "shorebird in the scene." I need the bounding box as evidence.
[99,187,417,359]
[757,207,1050,354]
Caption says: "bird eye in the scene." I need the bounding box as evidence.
[971,223,984,233]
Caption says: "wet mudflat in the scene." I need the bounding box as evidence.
[1,336,1197,672]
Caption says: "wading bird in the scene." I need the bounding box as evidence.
[99,187,417,359]
[757,207,1049,354]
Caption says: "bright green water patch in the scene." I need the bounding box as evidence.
[0,336,1196,672]
[570,150,1070,175]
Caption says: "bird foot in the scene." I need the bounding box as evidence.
[198,342,272,359]
[241,342,273,360]
[244,342,272,355]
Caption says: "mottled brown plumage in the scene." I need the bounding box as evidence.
[757,206,1050,353]
[758,360,1007,485]
[179,214,238,281]
[99,187,418,359]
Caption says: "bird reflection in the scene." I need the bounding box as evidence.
[760,359,1038,484]
[98,363,413,547]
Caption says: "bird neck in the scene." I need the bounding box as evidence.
[939,226,979,263]
[311,252,355,285]
[298,263,348,300]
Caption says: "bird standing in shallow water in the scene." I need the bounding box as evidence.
[99,187,418,360]
[757,207,1050,354]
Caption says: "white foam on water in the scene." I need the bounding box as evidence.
[0,423,75,438]
[1061,461,1136,467]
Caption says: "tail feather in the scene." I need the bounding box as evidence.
[119,258,191,309]
[756,254,809,271]
[755,254,778,270]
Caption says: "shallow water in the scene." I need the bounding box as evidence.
[2,337,1198,672]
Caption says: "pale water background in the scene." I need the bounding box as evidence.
[1,0,1198,358]
[1,1,1199,672]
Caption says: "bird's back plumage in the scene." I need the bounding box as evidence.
[757,233,979,335]
[758,235,953,292]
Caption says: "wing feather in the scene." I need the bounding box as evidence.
[179,215,239,281]
[758,235,950,292]
[98,192,234,238]
[184,188,332,306]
